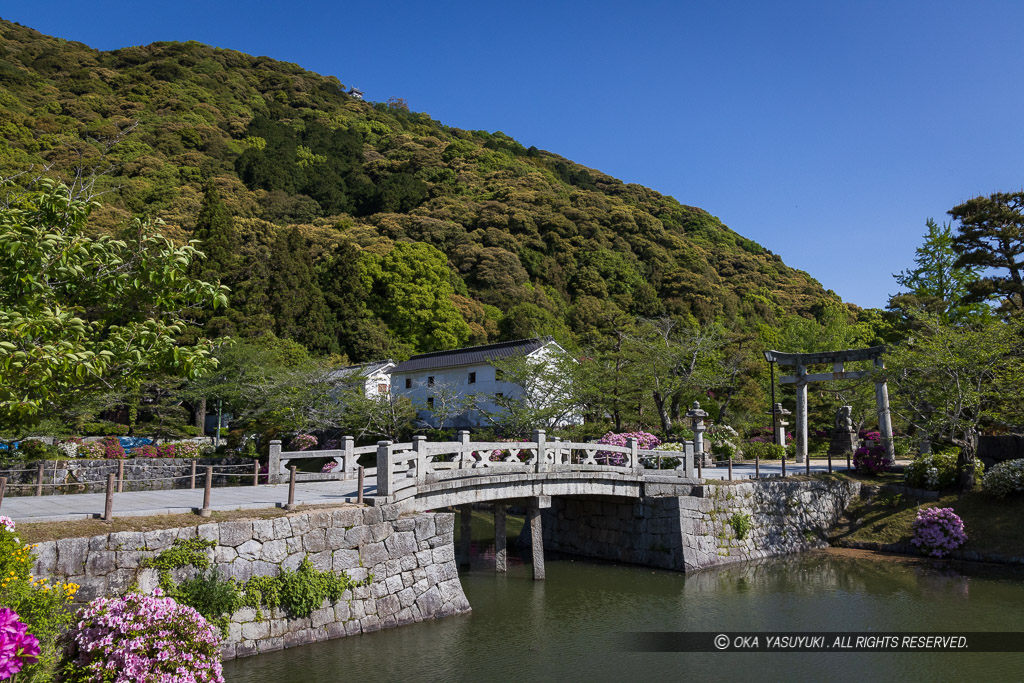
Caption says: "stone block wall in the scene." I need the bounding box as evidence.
[30,505,470,659]
[1,457,254,496]
[539,477,861,572]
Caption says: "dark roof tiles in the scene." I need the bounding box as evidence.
[391,338,550,373]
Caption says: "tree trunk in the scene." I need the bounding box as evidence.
[717,387,736,423]
[957,440,977,492]
[194,397,207,432]
[652,391,671,434]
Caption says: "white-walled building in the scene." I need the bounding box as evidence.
[390,338,579,428]
[329,360,395,398]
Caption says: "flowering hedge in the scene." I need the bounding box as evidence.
[65,591,223,683]
[597,432,660,466]
[853,444,890,475]
[911,507,967,558]
[0,518,77,681]
[982,459,1024,498]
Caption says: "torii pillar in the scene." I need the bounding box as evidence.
[765,346,893,467]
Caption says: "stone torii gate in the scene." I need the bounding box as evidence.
[763,346,893,464]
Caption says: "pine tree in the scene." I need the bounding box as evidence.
[949,191,1024,314]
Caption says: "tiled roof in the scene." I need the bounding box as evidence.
[328,360,395,381]
[391,338,550,373]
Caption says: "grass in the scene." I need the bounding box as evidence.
[14,503,361,545]
[832,488,1024,558]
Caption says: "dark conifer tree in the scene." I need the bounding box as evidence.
[268,227,335,354]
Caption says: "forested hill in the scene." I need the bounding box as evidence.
[0,18,842,361]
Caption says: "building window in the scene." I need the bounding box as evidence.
[428,376,435,387]
[427,397,434,410]
[377,383,387,394]
[468,371,476,384]
[496,392,504,398]
[495,368,505,381]
[405,378,412,389]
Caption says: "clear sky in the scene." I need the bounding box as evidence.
[3,1,1023,309]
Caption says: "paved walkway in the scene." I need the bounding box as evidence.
[1,458,864,523]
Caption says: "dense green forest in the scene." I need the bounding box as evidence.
[0,17,848,366]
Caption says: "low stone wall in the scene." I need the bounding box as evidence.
[30,505,470,659]
[0,457,253,496]
[538,477,862,572]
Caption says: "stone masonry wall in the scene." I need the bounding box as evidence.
[1,457,254,496]
[540,477,862,572]
[30,505,470,659]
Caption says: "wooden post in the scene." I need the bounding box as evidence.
[0,477,7,511]
[755,456,760,479]
[494,504,507,572]
[190,459,197,489]
[103,473,115,521]
[459,503,472,567]
[357,466,365,505]
[35,462,44,496]
[199,466,212,517]
[268,440,282,485]
[828,451,833,474]
[376,441,393,496]
[117,459,124,493]
[806,450,811,475]
[252,460,259,486]
[847,451,852,471]
[782,453,787,477]
[285,466,296,510]
[727,456,733,481]
[529,500,545,580]
[697,456,702,479]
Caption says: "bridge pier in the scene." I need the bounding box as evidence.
[459,503,472,567]
[529,496,550,580]
[494,504,507,572]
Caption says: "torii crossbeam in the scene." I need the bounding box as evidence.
[763,346,894,464]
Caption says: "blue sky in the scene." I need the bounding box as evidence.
[4,1,1023,309]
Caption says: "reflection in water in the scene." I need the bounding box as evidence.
[225,541,1024,683]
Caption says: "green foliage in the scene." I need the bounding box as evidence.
[743,441,785,460]
[0,180,226,434]
[142,538,215,574]
[173,568,239,635]
[711,440,737,461]
[949,191,1024,314]
[728,512,752,540]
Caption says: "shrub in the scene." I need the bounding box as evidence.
[289,434,318,451]
[711,440,736,461]
[744,441,785,460]
[100,436,126,459]
[643,442,683,469]
[911,507,967,558]
[131,444,160,458]
[853,444,890,474]
[0,519,77,681]
[321,461,339,473]
[78,442,105,459]
[56,439,82,459]
[596,431,660,466]
[64,591,224,683]
[80,422,129,436]
[15,440,57,461]
[0,608,40,680]
[158,441,201,459]
[982,459,1024,498]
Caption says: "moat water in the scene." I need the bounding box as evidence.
[224,521,1024,682]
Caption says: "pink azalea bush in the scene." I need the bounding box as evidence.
[100,437,126,460]
[911,507,967,558]
[0,608,40,680]
[0,516,13,533]
[597,432,661,466]
[321,461,338,473]
[66,591,223,683]
[289,434,318,452]
[853,444,891,475]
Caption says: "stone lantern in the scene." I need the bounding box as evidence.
[766,402,791,447]
[685,401,709,461]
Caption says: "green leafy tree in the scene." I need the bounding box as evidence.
[889,218,991,324]
[886,311,1024,490]
[0,180,226,434]
[949,191,1024,314]
[484,348,581,436]
[363,242,470,352]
